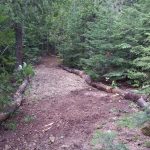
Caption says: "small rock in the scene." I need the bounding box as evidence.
[126,137,134,142]
[111,117,117,121]
[4,145,11,150]
[61,144,70,149]
[95,124,103,129]
[93,144,103,150]
[60,136,64,139]
[49,135,55,144]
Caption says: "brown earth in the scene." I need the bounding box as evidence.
[0,56,149,150]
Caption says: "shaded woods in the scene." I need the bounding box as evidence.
[0,1,150,149]
[1,1,150,103]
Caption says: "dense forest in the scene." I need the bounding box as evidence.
[0,0,149,108]
[0,0,150,149]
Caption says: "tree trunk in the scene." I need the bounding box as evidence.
[15,23,23,68]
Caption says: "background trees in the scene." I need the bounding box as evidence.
[0,0,150,108]
[56,0,150,93]
[0,0,54,107]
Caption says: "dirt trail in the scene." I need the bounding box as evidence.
[0,57,149,150]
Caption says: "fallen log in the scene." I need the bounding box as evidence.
[91,82,149,108]
[0,78,29,122]
[61,65,149,109]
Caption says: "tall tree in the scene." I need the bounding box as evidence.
[1,0,53,67]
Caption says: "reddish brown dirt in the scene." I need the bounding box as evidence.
[0,57,149,150]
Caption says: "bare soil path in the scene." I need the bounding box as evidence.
[0,56,149,150]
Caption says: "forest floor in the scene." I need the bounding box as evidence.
[0,56,150,150]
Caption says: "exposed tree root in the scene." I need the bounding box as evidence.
[61,65,149,109]
[0,78,29,122]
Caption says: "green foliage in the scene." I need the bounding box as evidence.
[111,80,118,88]
[144,141,150,148]
[24,115,34,123]
[2,121,17,131]
[91,130,128,150]
[14,63,34,85]
[56,0,150,94]
[118,110,150,128]
[104,71,127,83]
[19,63,35,78]
[0,4,149,148]
[0,73,13,110]
[0,63,34,109]
[0,55,16,73]
[56,0,97,67]
[0,0,51,110]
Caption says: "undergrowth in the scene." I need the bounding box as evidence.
[118,109,150,128]
[91,130,128,150]
[0,64,34,111]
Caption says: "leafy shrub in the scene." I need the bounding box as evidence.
[20,63,35,78]
[0,72,14,110]
[14,63,35,84]
[1,121,17,131]
[0,63,34,110]
[57,0,150,94]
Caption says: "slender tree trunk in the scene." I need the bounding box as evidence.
[15,23,23,68]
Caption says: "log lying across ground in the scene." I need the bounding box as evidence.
[0,78,29,122]
[61,65,149,109]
